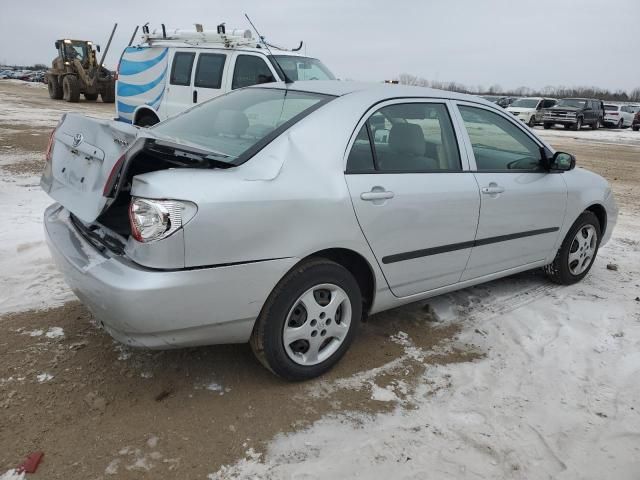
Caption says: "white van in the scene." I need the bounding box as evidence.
[115,25,336,126]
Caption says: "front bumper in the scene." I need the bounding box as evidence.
[543,116,578,124]
[44,204,297,348]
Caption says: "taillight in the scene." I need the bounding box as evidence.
[103,154,125,196]
[129,198,192,243]
[45,128,56,162]
[610,112,619,116]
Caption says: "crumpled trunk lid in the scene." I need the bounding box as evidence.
[40,113,138,223]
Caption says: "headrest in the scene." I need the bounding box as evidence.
[389,123,424,156]
[213,110,249,136]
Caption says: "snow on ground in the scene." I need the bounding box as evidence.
[210,214,640,479]
[537,126,640,147]
[0,155,75,315]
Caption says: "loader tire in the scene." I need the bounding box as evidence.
[101,81,115,103]
[47,76,63,100]
[62,76,80,103]
[84,92,99,101]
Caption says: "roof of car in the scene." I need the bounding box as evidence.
[254,80,496,106]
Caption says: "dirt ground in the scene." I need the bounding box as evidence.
[0,81,639,479]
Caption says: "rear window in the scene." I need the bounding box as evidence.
[153,88,333,165]
[604,105,619,111]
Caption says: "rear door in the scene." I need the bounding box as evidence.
[344,100,480,297]
[162,50,196,118]
[453,102,567,280]
[192,51,228,105]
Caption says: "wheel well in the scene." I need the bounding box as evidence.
[308,248,376,317]
[134,109,159,126]
[586,204,607,236]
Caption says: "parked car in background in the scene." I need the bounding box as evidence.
[632,109,640,131]
[481,95,516,108]
[41,81,617,380]
[507,97,557,127]
[603,104,635,128]
[543,98,604,130]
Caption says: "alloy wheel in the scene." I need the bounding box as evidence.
[568,225,597,275]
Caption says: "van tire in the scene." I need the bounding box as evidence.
[250,258,362,381]
[62,76,80,103]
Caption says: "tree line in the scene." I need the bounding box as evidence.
[398,73,640,103]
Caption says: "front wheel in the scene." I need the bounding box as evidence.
[528,116,536,128]
[544,211,601,285]
[617,119,623,129]
[543,123,552,130]
[47,76,63,99]
[62,75,80,102]
[571,118,582,131]
[250,258,362,381]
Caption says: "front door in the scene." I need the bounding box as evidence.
[454,102,567,280]
[344,100,480,297]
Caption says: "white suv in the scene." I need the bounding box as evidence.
[115,26,335,126]
[603,104,635,128]
[507,97,557,127]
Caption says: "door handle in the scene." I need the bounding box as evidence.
[361,189,395,201]
[193,90,198,103]
[481,184,505,195]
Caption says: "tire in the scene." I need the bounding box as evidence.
[101,80,115,103]
[84,92,99,101]
[528,116,536,128]
[617,119,623,129]
[563,124,571,129]
[543,123,552,129]
[47,76,63,99]
[633,125,639,131]
[250,258,362,381]
[592,118,600,129]
[135,112,159,127]
[571,117,582,131]
[544,211,601,285]
[62,75,80,102]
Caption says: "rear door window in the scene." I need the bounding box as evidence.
[232,55,276,89]
[170,52,195,86]
[194,53,226,89]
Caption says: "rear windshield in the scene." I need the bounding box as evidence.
[510,98,539,108]
[153,88,333,164]
[604,105,619,111]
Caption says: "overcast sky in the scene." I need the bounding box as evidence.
[1,0,638,91]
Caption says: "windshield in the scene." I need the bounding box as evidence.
[153,88,333,164]
[557,99,586,108]
[64,42,87,61]
[510,98,539,108]
[271,56,335,81]
[604,105,619,111]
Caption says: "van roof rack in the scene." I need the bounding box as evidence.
[140,23,261,49]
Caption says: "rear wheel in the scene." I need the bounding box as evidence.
[633,125,639,131]
[592,118,600,129]
[84,92,99,101]
[250,258,362,381]
[543,123,552,129]
[62,76,80,102]
[544,211,601,285]
[47,76,63,99]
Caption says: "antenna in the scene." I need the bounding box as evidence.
[244,13,293,84]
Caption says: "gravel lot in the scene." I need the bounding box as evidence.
[1,80,638,479]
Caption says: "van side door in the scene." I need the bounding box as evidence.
[162,50,196,119]
[192,51,228,105]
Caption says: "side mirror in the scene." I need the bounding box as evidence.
[551,152,576,171]
[96,45,101,52]
[55,41,60,49]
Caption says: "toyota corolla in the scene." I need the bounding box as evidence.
[41,81,617,380]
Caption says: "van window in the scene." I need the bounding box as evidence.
[194,53,226,89]
[170,52,195,86]
[232,55,276,90]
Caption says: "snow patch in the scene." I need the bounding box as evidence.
[36,373,53,383]
[0,469,25,480]
[45,326,64,338]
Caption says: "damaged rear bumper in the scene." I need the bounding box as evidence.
[44,203,297,348]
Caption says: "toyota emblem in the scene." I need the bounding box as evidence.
[72,133,84,147]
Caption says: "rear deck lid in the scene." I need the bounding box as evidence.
[40,113,138,223]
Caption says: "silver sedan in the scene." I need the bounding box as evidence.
[42,81,617,380]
